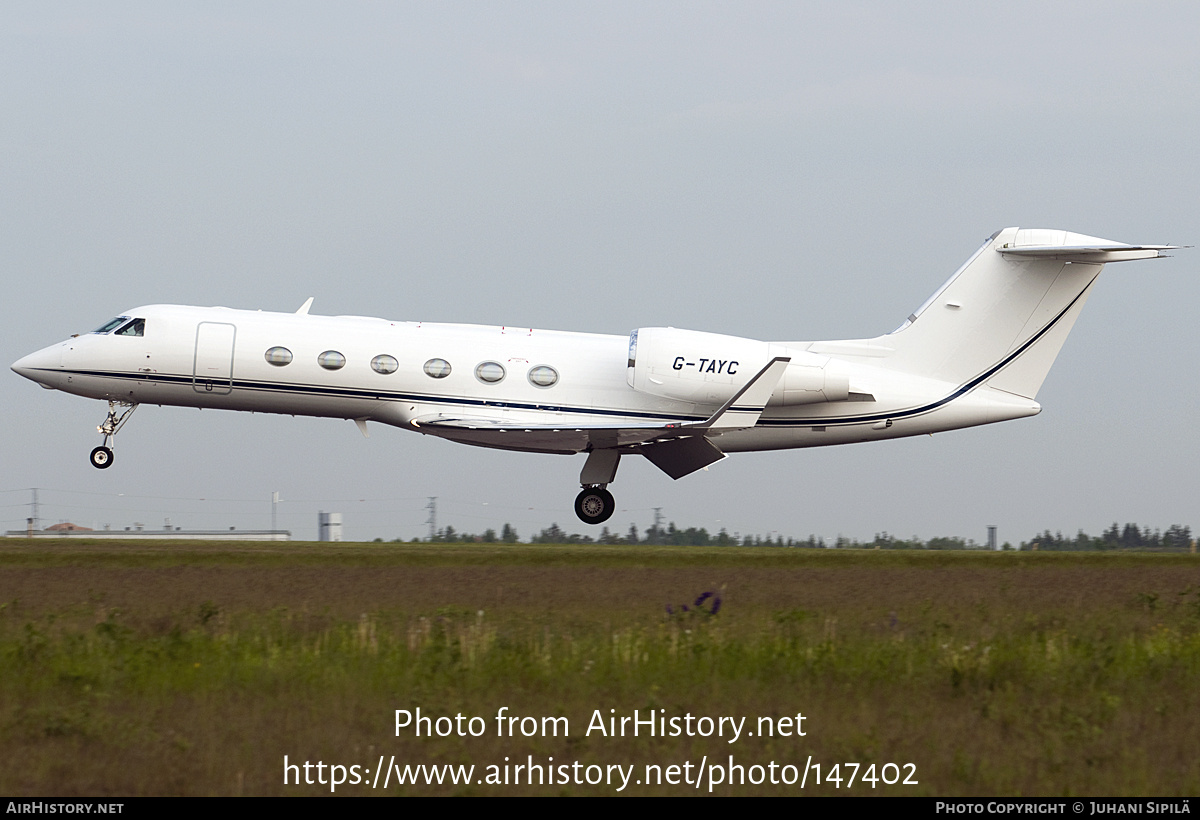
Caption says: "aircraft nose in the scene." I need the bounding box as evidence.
[12,352,37,378]
[11,346,60,384]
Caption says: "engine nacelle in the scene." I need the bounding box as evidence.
[766,359,850,406]
[626,328,852,406]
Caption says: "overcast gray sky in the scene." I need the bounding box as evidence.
[3,1,1197,543]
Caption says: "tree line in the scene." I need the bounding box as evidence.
[392,521,1195,551]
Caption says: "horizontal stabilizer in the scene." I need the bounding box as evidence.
[997,245,1178,263]
[997,229,1182,263]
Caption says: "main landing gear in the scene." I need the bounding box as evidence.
[574,487,615,525]
[90,401,137,470]
[574,448,620,525]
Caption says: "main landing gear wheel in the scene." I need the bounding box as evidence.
[90,446,114,469]
[574,487,615,525]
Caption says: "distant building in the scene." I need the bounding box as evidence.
[318,512,343,542]
[5,524,290,541]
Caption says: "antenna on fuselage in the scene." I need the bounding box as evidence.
[295,297,314,315]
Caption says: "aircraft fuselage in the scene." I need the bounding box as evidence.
[12,303,1036,457]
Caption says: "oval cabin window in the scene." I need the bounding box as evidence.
[475,361,505,384]
[265,347,293,366]
[371,354,398,374]
[423,358,451,379]
[317,350,346,370]
[528,365,559,387]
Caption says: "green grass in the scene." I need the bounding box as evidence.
[1,541,1198,795]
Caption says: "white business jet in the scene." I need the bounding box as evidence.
[11,227,1179,525]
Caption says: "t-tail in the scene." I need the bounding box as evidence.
[869,227,1179,400]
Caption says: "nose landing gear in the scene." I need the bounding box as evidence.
[90,401,137,469]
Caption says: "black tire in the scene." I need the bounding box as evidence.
[90,446,114,469]
[574,487,614,525]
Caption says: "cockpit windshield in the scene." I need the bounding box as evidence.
[92,317,130,334]
[90,316,145,336]
[115,318,145,337]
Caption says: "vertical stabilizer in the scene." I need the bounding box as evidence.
[875,227,1173,399]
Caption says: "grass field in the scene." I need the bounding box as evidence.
[1,540,1198,796]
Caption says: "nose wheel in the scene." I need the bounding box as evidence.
[90,401,137,469]
[574,486,615,525]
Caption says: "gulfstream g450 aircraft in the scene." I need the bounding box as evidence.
[11,227,1180,524]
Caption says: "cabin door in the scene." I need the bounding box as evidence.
[193,322,236,394]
